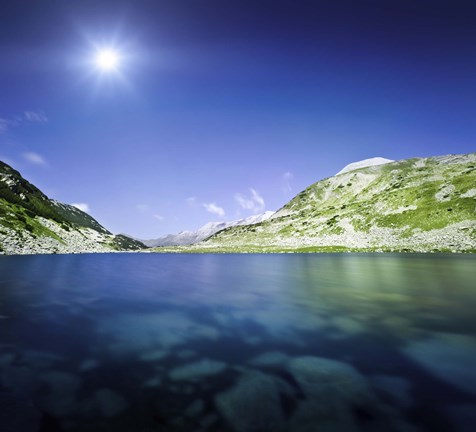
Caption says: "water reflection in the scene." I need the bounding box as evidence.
[0,253,475,432]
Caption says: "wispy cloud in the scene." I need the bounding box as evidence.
[203,202,225,217]
[0,111,48,134]
[22,151,47,166]
[71,203,90,213]
[154,214,165,221]
[234,188,265,213]
[186,196,197,207]
[0,118,11,133]
[283,171,293,193]
[24,110,48,123]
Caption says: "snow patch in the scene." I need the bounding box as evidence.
[336,157,394,175]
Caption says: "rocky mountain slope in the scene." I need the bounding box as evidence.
[177,153,476,252]
[144,211,275,247]
[0,161,145,254]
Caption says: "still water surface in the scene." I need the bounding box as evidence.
[0,253,475,432]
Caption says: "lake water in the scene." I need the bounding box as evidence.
[0,253,475,432]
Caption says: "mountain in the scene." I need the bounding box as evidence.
[144,211,275,247]
[177,153,476,252]
[0,161,145,254]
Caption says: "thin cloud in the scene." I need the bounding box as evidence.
[234,188,265,213]
[22,151,47,166]
[186,196,197,206]
[24,110,48,123]
[283,171,293,193]
[203,202,225,217]
[71,203,90,213]
[0,110,48,133]
[154,214,165,221]
[0,118,11,133]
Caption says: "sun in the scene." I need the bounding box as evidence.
[95,49,120,72]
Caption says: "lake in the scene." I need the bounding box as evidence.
[0,253,475,432]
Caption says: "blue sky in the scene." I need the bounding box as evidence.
[1,0,475,238]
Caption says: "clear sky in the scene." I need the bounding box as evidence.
[1,0,475,238]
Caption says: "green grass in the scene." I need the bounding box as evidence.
[0,199,65,243]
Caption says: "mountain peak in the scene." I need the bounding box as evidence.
[336,157,394,175]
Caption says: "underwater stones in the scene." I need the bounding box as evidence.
[402,333,476,395]
[184,398,205,417]
[215,372,285,432]
[288,399,359,432]
[142,375,162,388]
[288,356,371,404]
[139,349,168,362]
[288,357,416,432]
[329,316,367,337]
[99,312,221,355]
[39,371,82,417]
[249,351,290,368]
[169,359,227,381]
[370,375,413,408]
[0,353,15,367]
[176,349,197,360]
[79,358,100,372]
[93,388,128,417]
[2,365,37,395]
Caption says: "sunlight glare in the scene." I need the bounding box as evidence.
[95,49,120,71]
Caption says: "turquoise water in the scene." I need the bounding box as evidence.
[0,253,475,432]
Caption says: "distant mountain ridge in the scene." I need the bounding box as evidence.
[0,161,145,254]
[143,211,275,247]
[170,153,476,252]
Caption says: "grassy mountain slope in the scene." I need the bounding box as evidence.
[173,153,476,252]
[0,161,145,254]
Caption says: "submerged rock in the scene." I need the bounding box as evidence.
[215,372,285,432]
[249,351,290,368]
[288,399,359,432]
[39,371,82,417]
[287,356,413,432]
[94,388,128,417]
[139,349,168,362]
[370,375,413,408]
[169,358,227,381]
[99,312,220,355]
[142,375,162,388]
[79,358,100,372]
[288,356,371,403]
[82,388,128,418]
[22,351,63,369]
[184,398,205,417]
[402,333,476,395]
[176,349,197,360]
[2,365,37,395]
[0,353,15,367]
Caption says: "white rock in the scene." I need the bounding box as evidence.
[336,157,394,175]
